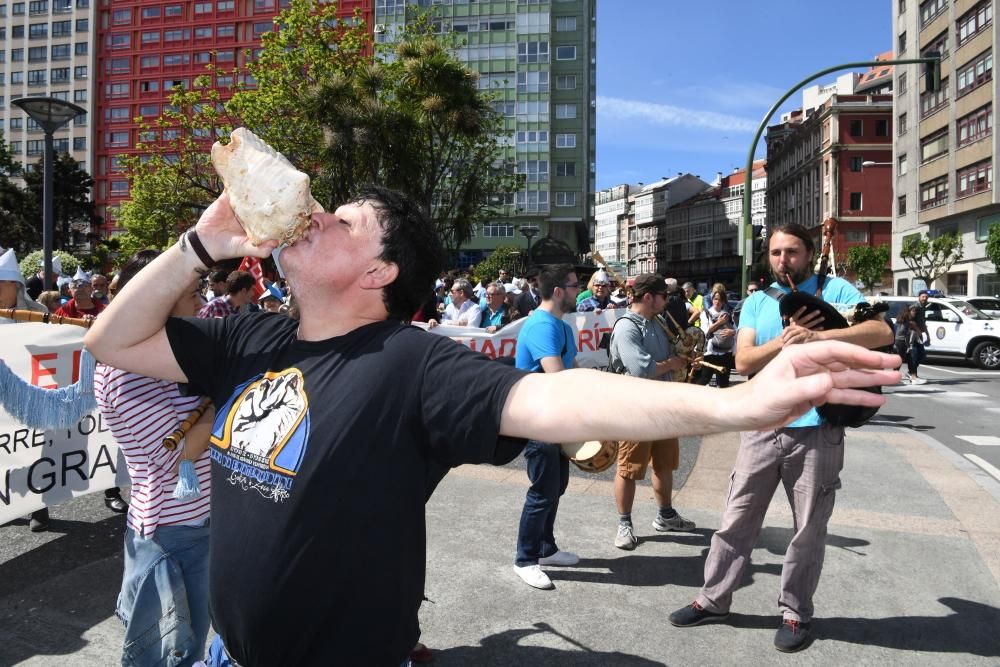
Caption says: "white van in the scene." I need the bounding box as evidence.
[871,296,1000,370]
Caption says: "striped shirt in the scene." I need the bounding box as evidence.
[197,295,238,319]
[94,364,211,536]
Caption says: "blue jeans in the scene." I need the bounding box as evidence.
[908,341,927,374]
[515,440,569,566]
[118,522,210,667]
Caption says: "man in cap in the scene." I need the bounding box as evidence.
[576,270,619,314]
[54,268,106,319]
[258,283,284,313]
[26,256,62,300]
[607,274,695,550]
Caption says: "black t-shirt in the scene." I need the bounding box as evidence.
[165,313,527,666]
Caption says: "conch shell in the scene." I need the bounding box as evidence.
[211,127,323,245]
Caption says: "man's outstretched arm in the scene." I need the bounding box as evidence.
[500,340,901,443]
[84,194,275,381]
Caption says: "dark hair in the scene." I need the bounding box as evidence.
[350,184,443,321]
[768,223,815,256]
[537,264,574,300]
[117,249,161,293]
[917,289,929,297]
[226,270,256,295]
[210,270,229,284]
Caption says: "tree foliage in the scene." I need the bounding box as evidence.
[846,244,891,295]
[17,249,82,280]
[0,131,36,254]
[899,232,963,287]
[22,153,98,251]
[472,245,525,281]
[986,223,1000,279]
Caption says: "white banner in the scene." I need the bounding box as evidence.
[422,309,620,370]
[0,323,128,524]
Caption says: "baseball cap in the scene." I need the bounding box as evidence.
[632,273,668,297]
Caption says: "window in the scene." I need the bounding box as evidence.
[28,46,46,61]
[28,0,46,14]
[555,192,576,207]
[164,28,189,42]
[216,25,234,38]
[555,46,576,60]
[957,51,992,97]
[50,67,69,83]
[139,104,158,116]
[73,89,86,102]
[112,8,130,24]
[254,0,275,9]
[107,58,127,73]
[139,80,158,93]
[921,128,949,162]
[517,159,548,182]
[75,42,87,55]
[253,21,271,37]
[958,1,992,47]
[217,0,234,10]
[164,54,189,67]
[516,100,548,120]
[29,22,47,38]
[27,140,43,155]
[555,161,576,177]
[75,18,87,31]
[850,119,863,136]
[899,153,908,175]
[919,0,946,26]
[482,222,514,238]
[876,119,889,136]
[106,81,128,97]
[922,30,948,61]
[194,51,212,64]
[958,104,993,146]
[107,107,129,123]
[555,103,577,119]
[957,159,992,196]
[516,71,548,93]
[11,49,22,62]
[920,175,949,209]
[9,142,21,154]
[75,0,87,6]
[165,4,182,17]
[849,192,863,210]
[141,55,160,69]
[517,41,549,64]
[141,6,160,19]
[898,194,907,215]
[920,76,949,117]
[12,2,24,14]
[27,69,46,85]
[195,26,213,39]
[898,31,907,54]
[556,74,577,90]
[515,130,548,144]
[51,44,70,60]
[110,181,129,196]
[195,2,212,13]
[516,189,549,213]
[141,31,159,44]
[11,72,23,84]
[976,214,1000,240]
[850,156,864,171]
[555,133,576,148]
[515,12,549,33]
[555,16,577,31]
[216,49,234,62]
[9,118,22,129]
[898,72,907,94]
[109,33,130,48]
[107,131,129,147]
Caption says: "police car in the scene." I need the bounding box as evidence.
[870,295,1000,370]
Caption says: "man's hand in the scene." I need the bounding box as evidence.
[195,192,279,262]
[780,305,828,346]
[729,341,900,431]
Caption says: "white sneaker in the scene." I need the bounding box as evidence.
[911,377,928,385]
[513,564,553,589]
[615,523,638,550]
[538,550,579,566]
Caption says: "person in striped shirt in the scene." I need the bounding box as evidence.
[94,249,216,667]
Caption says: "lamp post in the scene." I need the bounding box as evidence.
[519,224,540,267]
[861,160,892,168]
[11,97,86,285]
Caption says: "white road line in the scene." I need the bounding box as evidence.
[965,454,1000,483]
[921,365,1000,376]
[890,391,987,398]
[956,436,1000,447]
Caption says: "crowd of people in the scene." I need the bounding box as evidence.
[2,184,900,665]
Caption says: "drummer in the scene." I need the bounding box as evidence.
[606,274,695,551]
[512,264,580,590]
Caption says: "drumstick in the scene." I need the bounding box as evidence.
[2,308,94,328]
[162,397,213,451]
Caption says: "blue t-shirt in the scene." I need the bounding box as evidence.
[515,308,577,372]
[738,275,863,428]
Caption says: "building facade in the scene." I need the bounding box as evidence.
[720,160,767,266]
[625,173,708,278]
[893,0,1000,297]
[593,181,633,268]
[375,0,596,266]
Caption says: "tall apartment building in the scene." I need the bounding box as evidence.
[593,182,634,270]
[374,0,596,267]
[1,0,94,181]
[893,0,999,297]
[766,77,893,270]
[720,159,767,251]
[625,173,708,278]
[92,0,373,238]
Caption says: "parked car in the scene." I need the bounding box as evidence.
[870,296,1000,370]
[967,297,1000,318]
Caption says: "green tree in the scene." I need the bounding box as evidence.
[899,232,963,288]
[18,249,81,280]
[846,244,891,295]
[22,152,98,252]
[986,223,1000,279]
[0,131,37,254]
[472,245,526,281]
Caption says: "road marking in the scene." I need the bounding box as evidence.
[890,390,987,398]
[956,436,1000,447]
[965,454,1000,483]
[921,365,1000,376]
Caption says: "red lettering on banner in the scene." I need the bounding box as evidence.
[498,339,517,358]
[31,353,59,389]
[480,340,497,359]
[578,328,595,352]
[72,349,81,384]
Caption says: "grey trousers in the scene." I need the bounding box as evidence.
[696,423,844,622]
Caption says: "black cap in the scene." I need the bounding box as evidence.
[632,273,667,297]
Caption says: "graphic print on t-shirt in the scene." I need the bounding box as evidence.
[210,368,310,501]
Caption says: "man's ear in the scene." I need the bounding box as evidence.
[361,261,399,290]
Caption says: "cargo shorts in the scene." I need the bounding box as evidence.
[616,437,679,480]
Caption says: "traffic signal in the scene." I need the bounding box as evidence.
[924,51,941,93]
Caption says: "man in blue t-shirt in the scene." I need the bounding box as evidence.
[513,264,580,590]
[669,223,893,653]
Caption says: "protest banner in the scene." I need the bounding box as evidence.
[0,323,128,524]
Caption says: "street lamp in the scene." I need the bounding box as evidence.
[11,97,86,285]
[861,160,892,168]
[519,224,540,267]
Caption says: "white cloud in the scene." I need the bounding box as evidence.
[598,96,758,133]
[672,82,787,111]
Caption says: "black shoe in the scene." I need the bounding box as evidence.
[774,618,812,653]
[104,494,128,514]
[29,508,49,532]
[669,601,730,627]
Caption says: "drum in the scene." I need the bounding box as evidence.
[561,440,618,473]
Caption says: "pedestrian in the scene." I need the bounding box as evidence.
[698,290,736,387]
[669,222,894,653]
[909,290,931,384]
[85,188,899,666]
[894,305,925,384]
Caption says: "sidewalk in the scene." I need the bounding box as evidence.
[418,427,1000,665]
[2,426,999,665]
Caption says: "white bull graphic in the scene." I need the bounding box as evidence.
[230,371,306,460]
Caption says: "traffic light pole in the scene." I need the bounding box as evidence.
[739,56,941,295]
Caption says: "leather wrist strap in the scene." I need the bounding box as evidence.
[184,230,216,269]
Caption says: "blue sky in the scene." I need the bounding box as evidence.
[596,0,892,190]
